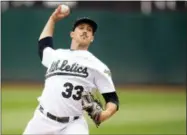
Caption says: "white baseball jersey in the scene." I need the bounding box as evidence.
[38,47,116,117]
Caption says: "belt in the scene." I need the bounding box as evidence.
[39,105,79,123]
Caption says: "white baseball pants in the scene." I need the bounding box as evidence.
[23,107,89,135]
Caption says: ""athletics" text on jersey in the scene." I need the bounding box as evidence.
[46,60,89,78]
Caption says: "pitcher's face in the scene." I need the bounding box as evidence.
[71,23,94,46]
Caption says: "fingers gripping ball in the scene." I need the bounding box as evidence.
[51,4,70,22]
[60,4,70,13]
[82,91,103,127]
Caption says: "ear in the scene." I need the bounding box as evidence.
[70,31,74,38]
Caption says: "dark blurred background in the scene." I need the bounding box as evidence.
[1,1,187,85]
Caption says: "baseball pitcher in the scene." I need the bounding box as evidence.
[23,5,119,135]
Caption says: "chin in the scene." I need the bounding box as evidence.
[80,41,89,46]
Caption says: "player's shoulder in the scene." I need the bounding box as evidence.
[55,48,73,55]
[88,51,110,71]
[55,48,70,52]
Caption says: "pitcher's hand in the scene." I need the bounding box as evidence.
[50,5,70,22]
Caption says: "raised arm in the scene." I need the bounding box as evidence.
[39,5,70,40]
[38,5,70,63]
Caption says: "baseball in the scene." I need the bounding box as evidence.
[60,4,69,13]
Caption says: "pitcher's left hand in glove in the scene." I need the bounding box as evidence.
[82,91,103,127]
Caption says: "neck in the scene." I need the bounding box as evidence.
[70,40,89,50]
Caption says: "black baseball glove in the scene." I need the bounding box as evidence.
[81,91,103,127]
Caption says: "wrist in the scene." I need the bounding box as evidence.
[99,110,111,122]
[49,16,57,23]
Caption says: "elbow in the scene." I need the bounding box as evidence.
[107,101,119,112]
[114,98,119,111]
[102,92,119,111]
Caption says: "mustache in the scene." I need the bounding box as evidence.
[81,33,88,38]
